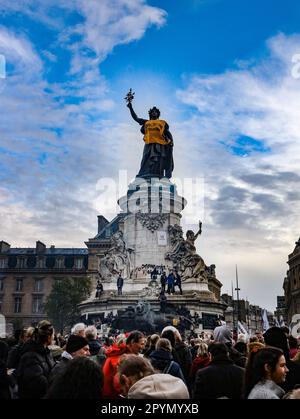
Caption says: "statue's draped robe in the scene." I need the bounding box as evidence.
[128,104,174,179]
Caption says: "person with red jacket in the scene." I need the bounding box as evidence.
[102,331,145,398]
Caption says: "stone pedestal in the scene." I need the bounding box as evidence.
[108,178,182,292]
[80,176,224,332]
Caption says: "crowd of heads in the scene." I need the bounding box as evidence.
[0,320,300,400]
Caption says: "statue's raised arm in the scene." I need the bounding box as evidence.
[125,89,146,125]
[186,221,202,248]
[194,221,202,242]
[125,89,174,179]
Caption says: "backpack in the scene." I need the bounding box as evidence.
[163,361,174,374]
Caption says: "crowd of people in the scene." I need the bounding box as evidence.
[0,319,300,399]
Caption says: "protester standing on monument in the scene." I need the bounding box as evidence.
[117,272,124,296]
[166,270,175,294]
[95,279,103,298]
[174,270,183,295]
[160,270,167,293]
[125,89,174,179]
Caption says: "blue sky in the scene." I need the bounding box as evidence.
[1,0,300,311]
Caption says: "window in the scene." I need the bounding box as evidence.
[34,279,44,292]
[14,297,22,313]
[37,257,45,269]
[32,296,43,314]
[18,258,26,268]
[16,278,23,292]
[0,258,7,269]
[56,258,64,269]
[74,258,83,269]
[0,278,4,291]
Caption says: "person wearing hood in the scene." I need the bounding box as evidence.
[119,354,189,399]
[213,320,245,368]
[213,320,233,345]
[149,338,186,382]
[17,321,55,399]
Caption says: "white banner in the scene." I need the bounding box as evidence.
[262,309,270,332]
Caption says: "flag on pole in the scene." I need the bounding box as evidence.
[274,317,280,327]
[238,321,249,339]
[279,315,285,327]
[262,309,270,332]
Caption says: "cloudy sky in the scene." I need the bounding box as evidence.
[1,0,300,311]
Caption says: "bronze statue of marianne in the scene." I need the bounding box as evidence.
[125,89,174,179]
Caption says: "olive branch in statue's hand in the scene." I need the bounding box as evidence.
[125,88,135,106]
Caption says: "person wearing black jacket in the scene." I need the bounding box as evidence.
[161,326,192,391]
[117,273,124,296]
[193,342,245,399]
[160,271,167,293]
[174,271,182,295]
[17,321,55,399]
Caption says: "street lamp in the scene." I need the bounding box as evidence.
[235,265,241,329]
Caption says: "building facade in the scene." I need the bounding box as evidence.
[222,293,267,334]
[283,238,300,324]
[0,240,88,329]
[274,296,287,326]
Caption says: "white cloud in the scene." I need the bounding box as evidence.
[0,26,42,74]
[75,0,166,53]
[0,1,167,246]
[0,0,167,73]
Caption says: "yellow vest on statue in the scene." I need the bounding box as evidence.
[144,120,168,144]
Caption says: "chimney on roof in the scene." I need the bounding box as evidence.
[36,241,46,253]
[0,241,10,253]
[97,215,109,234]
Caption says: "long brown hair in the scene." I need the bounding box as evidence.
[244,346,284,398]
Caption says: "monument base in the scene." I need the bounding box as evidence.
[79,288,225,335]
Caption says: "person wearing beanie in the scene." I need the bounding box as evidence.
[65,335,89,355]
[49,335,90,385]
[263,327,300,392]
